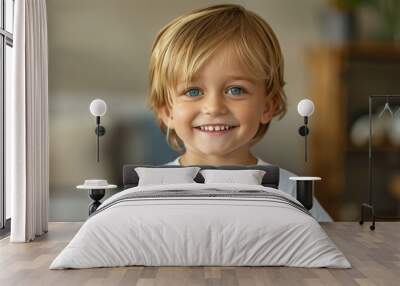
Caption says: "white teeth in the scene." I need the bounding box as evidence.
[199,125,232,131]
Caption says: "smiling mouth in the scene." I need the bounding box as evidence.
[194,125,238,136]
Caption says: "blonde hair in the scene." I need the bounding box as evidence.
[147,4,287,153]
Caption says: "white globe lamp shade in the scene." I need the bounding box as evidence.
[297,99,315,117]
[90,99,107,117]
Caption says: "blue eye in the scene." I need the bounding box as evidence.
[185,88,202,97]
[227,86,244,96]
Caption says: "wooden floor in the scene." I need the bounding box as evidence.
[0,222,399,286]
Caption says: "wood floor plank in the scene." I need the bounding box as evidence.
[0,222,399,286]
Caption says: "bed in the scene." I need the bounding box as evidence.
[49,164,351,269]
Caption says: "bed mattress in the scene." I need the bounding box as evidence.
[50,183,351,269]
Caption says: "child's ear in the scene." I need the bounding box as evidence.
[260,97,277,124]
[158,106,174,129]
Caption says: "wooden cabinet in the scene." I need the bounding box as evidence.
[306,43,400,220]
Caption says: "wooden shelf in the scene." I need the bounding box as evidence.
[346,139,400,152]
[306,42,400,220]
[307,42,400,59]
[346,146,400,153]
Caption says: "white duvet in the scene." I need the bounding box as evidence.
[50,183,351,269]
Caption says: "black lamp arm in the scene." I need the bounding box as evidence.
[298,116,310,162]
[94,116,106,162]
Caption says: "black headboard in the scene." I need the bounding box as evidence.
[123,164,280,189]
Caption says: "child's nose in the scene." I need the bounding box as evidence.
[202,94,228,115]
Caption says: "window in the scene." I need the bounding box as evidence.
[1,0,14,233]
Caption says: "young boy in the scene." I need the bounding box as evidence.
[147,4,332,221]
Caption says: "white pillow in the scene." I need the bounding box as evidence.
[200,169,266,185]
[135,167,201,186]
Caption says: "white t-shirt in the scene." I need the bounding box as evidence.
[164,156,333,222]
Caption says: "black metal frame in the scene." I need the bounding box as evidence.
[359,95,400,230]
[0,0,14,232]
[0,217,10,238]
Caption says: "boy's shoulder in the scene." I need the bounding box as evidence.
[164,157,180,165]
[164,157,297,176]
[255,158,297,176]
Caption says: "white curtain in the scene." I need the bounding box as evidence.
[7,0,49,242]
